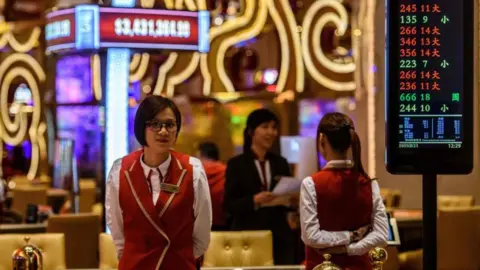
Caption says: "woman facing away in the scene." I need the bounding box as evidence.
[105,95,212,270]
[299,112,388,270]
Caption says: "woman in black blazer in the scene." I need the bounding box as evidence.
[224,109,295,265]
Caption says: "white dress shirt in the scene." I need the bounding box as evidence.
[105,154,212,259]
[299,160,388,256]
[254,159,271,190]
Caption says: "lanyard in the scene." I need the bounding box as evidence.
[254,160,271,191]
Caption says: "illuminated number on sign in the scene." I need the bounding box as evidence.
[400,26,417,35]
[400,15,417,24]
[448,144,461,149]
[141,19,148,36]
[115,18,123,36]
[421,93,431,101]
[400,93,417,101]
[133,19,141,36]
[400,4,417,12]
[156,20,164,36]
[400,82,417,90]
[400,71,417,79]
[420,104,431,112]
[400,104,417,112]
[421,38,431,46]
[421,27,430,34]
[148,19,155,36]
[400,60,417,68]
[123,18,131,36]
[400,37,416,46]
[400,49,417,57]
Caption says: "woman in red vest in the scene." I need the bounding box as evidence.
[299,112,388,270]
[105,95,212,270]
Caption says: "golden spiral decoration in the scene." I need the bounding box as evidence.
[301,0,355,91]
[151,0,206,97]
[129,53,150,83]
[0,52,46,180]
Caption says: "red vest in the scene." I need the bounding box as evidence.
[118,150,196,270]
[305,169,373,270]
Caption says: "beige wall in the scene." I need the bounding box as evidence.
[360,0,480,209]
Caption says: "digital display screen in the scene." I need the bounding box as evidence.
[390,0,465,149]
[57,106,101,178]
[45,8,76,52]
[99,8,200,49]
[56,55,93,104]
[45,5,210,53]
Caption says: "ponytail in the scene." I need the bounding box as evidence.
[351,130,371,180]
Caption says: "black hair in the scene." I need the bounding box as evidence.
[134,95,182,146]
[317,112,352,153]
[316,112,370,179]
[198,142,220,161]
[243,108,279,153]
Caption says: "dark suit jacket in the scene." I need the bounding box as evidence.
[223,150,292,232]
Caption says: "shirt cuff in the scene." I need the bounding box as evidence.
[345,231,351,244]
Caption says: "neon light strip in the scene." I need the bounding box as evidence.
[105,49,130,181]
[198,10,210,53]
[100,42,198,50]
[75,5,100,50]
[111,0,137,8]
[280,0,304,92]
[46,43,76,53]
[266,0,290,93]
[46,8,75,18]
[100,7,199,17]
[105,0,135,236]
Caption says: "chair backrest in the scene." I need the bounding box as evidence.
[203,230,274,267]
[380,188,402,208]
[0,233,66,270]
[92,203,103,216]
[99,233,118,269]
[438,195,474,208]
[437,206,480,269]
[47,213,100,269]
[79,179,96,213]
[10,186,47,217]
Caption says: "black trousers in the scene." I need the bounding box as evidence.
[272,229,295,265]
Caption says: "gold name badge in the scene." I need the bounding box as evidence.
[161,183,180,193]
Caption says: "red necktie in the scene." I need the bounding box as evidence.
[146,167,169,194]
[146,170,153,194]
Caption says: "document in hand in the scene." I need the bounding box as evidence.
[272,177,302,196]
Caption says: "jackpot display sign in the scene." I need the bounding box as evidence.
[45,5,210,53]
[386,0,474,174]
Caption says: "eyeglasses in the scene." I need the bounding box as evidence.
[146,120,177,133]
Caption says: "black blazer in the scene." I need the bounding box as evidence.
[224,150,292,232]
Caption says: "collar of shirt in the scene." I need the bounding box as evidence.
[140,154,171,179]
[324,160,354,169]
